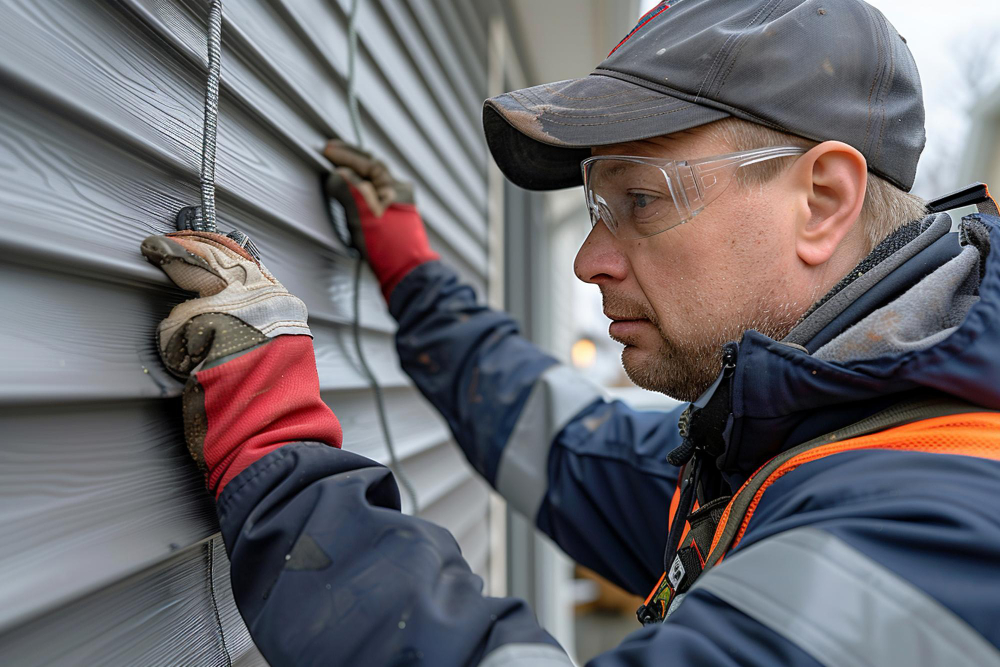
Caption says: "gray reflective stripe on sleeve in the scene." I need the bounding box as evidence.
[686,527,1000,667]
[494,364,604,521]
[477,643,575,667]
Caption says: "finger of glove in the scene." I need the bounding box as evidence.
[324,138,374,161]
[324,140,379,176]
[326,142,396,195]
[376,184,398,208]
[357,180,388,218]
[336,167,388,218]
[324,140,404,209]
[167,230,260,265]
[337,166,395,212]
[142,232,272,296]
[367,160,395,191]
[142,235,228,297]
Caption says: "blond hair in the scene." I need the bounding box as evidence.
[701,117,927,253]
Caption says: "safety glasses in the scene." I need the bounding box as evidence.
[581,146,806,240]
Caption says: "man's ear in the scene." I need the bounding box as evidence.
[789,141,868,266]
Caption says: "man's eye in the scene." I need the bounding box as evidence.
[628,191,668,221]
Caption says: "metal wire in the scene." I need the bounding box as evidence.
[196,9,232,661]
[199,0,223,232]
[345,0,418,514]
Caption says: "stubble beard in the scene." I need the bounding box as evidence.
[602,289,802,402]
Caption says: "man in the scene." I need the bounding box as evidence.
[142,0,1000,665]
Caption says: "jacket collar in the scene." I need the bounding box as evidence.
[689,213,1000,490]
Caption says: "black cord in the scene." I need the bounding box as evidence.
[351,255,419,512]
[321,0,417,513]
[206,538,233,667]
[325,188,419,512]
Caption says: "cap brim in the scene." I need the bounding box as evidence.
[483,73,730,191]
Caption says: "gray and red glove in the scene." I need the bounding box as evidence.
[323,140,439,300]
[141,231,342,498]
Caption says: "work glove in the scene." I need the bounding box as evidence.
[323,140,440,300]
[142,231,342,498]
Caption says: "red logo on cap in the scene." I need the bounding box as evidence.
[609,2,671,57]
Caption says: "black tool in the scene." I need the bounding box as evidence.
[175,204,261,261]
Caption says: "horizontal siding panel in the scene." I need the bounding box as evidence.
[371,0,487,168]
[0,0,494,662]
[408,0,486,120]
[0,389,455,633]
[124,0,488,269]
[0,539,259,667]
[458,518,492,578]
[0,0,486,285]
[426,0,489,108]
[396,438,480,509]
[0,0,335,246]
[275,0,487,192]
[0,262,411,404]
[241,0,489,274]
[452,0,490,60]
[422,476,492,579]
[0,84,400,325]
[0,401,211,633]
[326,387,453,462]
[407,0,485,121]
[422,476,490,538]
[255,0,486,216]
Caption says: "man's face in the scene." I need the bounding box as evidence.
[574,127,811,401]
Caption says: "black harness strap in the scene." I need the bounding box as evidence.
[927,182,999,217]
[637,395,993,626]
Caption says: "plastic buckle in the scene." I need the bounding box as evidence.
[636,571,675,625]
[926,182,998,216]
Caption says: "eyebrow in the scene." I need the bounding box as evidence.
[599,163,629,178]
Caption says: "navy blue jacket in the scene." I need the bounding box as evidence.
[217,213,1000,666]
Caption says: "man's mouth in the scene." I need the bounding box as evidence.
[608,317,652,342]
[604,310,650,322]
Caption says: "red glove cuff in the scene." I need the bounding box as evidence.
[196,335,343,498]
[348,186,440,300]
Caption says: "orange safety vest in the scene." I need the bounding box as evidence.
[637,398,1000,625]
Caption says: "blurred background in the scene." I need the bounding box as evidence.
[0,0,997,664]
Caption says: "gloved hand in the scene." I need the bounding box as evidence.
[142,231,342,498]
[323,140,439,300]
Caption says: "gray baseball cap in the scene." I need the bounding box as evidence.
[484,0,925,192]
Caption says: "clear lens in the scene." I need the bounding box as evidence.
[582,147,806,240]
[584,158,682,240]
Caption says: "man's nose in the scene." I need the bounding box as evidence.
[574,221,628,285]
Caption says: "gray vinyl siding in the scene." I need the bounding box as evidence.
[0,0,491,664]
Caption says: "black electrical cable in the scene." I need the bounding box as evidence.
[206,537,233,667]
[341,0,419,513]
[351,250,419,512]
